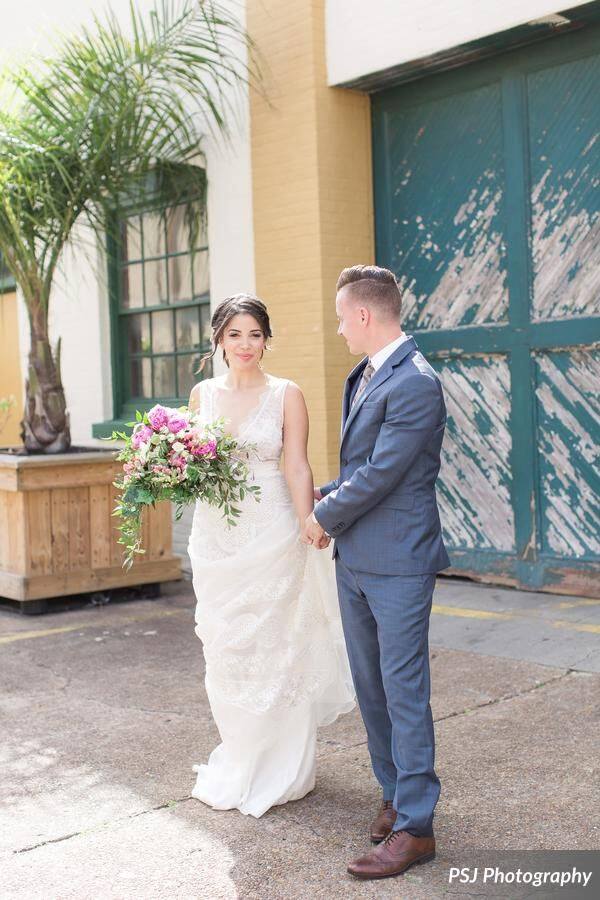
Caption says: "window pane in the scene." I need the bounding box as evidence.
[166,204,189,254]
[200,303,212,346]
[177,354,201,398]
[192,214,208,249]
[192,250,209,297]
[175,307,200,350]
[168,253,192,303]
[154,356,176,398]
[130,357,152,399]
[126,313,151,354]
[144,258,168,306]
[152,310,174,353]
[121,264,143,309]
[121,216,142,261]
[143,212,165,258]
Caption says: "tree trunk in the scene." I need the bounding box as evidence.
[21,296,71,453]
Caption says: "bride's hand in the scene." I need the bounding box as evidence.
[299,522,313,545]
[313,488,322,501]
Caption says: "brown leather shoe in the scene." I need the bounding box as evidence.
[348,829,435,880]
[369,800,397,843]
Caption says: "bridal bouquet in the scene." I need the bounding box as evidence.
[108,404,260,568]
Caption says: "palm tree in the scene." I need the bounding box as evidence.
[0,0,253,452]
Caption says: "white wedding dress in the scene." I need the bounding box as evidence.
[188,372,355,817]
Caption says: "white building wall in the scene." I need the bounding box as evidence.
[1,0,253,445]
[1,0,254,574]
[326,0,593,85]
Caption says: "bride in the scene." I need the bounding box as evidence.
[187,293,355,818]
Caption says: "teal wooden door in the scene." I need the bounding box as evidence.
[372,26,600,595]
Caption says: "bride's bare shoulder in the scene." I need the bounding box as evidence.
[189,376,219,410]
[281,379,307,414]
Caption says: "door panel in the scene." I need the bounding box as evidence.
[373,25,600,594]
[535,347,600,558]
[528,54,600,320]
[436,355,515,552]
[383,83,509,329]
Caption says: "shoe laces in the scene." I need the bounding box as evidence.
[383,829,404,846]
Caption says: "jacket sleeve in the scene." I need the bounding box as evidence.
[319,478,340,497]
[313,373,444,537]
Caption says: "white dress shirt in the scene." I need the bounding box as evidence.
[369,332,410,372]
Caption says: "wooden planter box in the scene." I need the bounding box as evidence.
[0,450,181,610]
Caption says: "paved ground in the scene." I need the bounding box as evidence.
[1,575,598,899]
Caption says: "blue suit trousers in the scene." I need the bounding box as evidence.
[335,553,441,836]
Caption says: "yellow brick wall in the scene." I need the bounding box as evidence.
[0,291,23,447]
[247,0,374,485]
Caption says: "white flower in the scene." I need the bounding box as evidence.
[172,441,185,452]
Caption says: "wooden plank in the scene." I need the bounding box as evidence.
[68,487,90,571]
[26,490,53,576]
[146,502,172,561]
[7,557,181,601]
[18,462,120,492]
[0,491,7,571]
[50,489,70,574]
[0,569,26,600]
[6,492,27,576]
[0,467,18,492]
[89,485,111,570]
[109,483,124,568]
[140,505,151,560]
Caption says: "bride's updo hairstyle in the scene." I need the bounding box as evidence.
[198,293,273,371]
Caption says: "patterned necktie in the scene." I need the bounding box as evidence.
[351,361,375,408]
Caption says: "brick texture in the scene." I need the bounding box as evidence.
[247,0,374,485]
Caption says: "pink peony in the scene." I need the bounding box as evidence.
[168,451,187,469]
[167,415,189,434]
[193,439,217,459]
[147,405,170,430]
[131,424,153,449]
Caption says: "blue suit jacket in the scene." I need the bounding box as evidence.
[314,337,450,576]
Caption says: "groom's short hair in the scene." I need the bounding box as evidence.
[336,265,402,320]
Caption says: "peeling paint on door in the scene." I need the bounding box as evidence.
[373,28,600,595]
[436,355,515,552]
[383,82,508,330]
[535,348,600,557]
[529,54,600,320]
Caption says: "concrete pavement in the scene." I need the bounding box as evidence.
[1,576,598,898]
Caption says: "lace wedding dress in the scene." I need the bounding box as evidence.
[188,373,355,818]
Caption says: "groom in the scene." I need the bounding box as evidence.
[305,265,450,880]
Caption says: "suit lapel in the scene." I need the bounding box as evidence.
[341,357,369,438]
[340,337,417,447]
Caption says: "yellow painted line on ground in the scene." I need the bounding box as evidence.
[432,604,513,621]
[432,604,599,635]
[0,607,186,645]
[0,624,80,644]
[553,620,600,635]
[558,599,600,609]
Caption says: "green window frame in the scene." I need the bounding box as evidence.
[93,191,212,438]
[0,252,16,294]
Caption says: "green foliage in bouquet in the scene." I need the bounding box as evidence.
[107,404,260,568]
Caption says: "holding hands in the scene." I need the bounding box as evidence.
[301,507,330,549]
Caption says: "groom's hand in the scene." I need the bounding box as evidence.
[305,511,327,547]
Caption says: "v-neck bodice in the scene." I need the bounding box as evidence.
[196,373,289,469]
